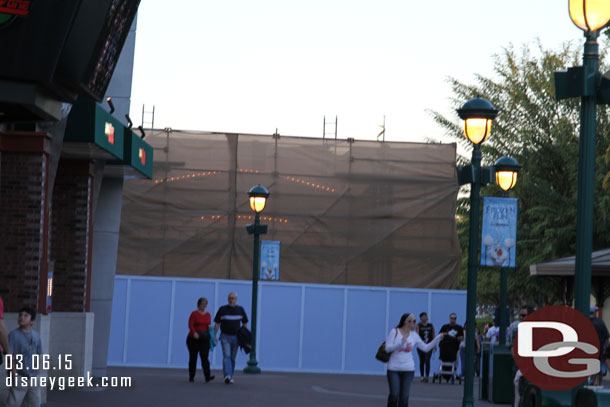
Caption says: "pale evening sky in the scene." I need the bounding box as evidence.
[129,1,585,144]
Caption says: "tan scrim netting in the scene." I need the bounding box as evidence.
[117,130,460,288]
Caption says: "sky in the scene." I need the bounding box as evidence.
[129,0,586,145]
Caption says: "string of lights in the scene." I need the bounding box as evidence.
[154,169,336,195]
[282,175,335,192]
[200,214,289,223]
[154,170,221,184]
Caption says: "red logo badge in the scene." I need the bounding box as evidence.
[513,305,600,391]
[139,148,146,165]
[105,122,115,145]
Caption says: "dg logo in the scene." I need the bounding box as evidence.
[513,305,600,391]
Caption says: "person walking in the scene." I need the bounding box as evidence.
[474,326,483,377]
[512,306,533,407]
[385,313,444,407]
[0,296,11,404]
[508,306,529,344]
[589,305,609,386]
[186,297,214,383]
[485,320,499,344]
[214,292,248,385]
[7,308,42,407]
[459,321,479,380]
[415,312,435,383]
[0,296,10,356]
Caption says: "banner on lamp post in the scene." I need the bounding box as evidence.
[260,240,280,280]
[481,197,518,268]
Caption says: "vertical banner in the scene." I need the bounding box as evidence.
[481,197,518,268]
[260,240,280,280]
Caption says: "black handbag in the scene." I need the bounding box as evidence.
[375,342,391,363]
[375,328,398,363]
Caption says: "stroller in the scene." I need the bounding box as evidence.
[432,335,462,384]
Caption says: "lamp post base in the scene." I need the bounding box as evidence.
[244,359,261,374]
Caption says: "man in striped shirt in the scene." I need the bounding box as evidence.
[214,292,248,384]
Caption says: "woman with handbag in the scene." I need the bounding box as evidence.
[384,313,444,407]
[186,297,215,383]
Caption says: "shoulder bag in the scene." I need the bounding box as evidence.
[375,329,398,363]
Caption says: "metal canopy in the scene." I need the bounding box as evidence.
[529,248,610,276]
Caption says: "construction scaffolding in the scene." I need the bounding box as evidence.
[117,130,461,289]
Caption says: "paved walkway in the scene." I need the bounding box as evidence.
[44,367,513,407]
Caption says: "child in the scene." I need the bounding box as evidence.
[7,307,42,407]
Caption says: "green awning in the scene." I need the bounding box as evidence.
[123,127,153,179]
[64,97,124,160]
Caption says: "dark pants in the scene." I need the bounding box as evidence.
[417,349,432,377]
[387,370,414,407]
[475,352,481,376]
[186,335,211,380]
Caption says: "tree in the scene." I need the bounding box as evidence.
[430,40,610,308]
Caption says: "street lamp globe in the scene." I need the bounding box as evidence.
[569,0,610,32]
[457,97,499,145]
[494,156,522,191]
[248,184,270,213]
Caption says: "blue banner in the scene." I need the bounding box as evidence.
[481,197,518,268]
[260,240,280,280]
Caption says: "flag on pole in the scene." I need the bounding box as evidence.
[481,197,518,268]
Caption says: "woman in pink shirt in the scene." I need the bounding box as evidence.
[384,313,444,406]
[187,297,214,383]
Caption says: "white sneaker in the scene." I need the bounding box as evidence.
[224,376,231,384]
[230,378,234,384]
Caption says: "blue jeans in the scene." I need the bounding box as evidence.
[220,333,238,378]
[387,370,414,407]
[460,346,466,377]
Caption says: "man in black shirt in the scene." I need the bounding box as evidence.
[214,292,248,384]
[439,313,464,341]
[438,313,464,372]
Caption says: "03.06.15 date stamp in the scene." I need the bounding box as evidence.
[4,354,72,371]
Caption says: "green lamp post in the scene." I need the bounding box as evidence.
[552,1,610,402]
[570,0,610,316]
[494,156,521,347]
[244,184,270,374]
[457,97,498,407]
[555,2,610,318]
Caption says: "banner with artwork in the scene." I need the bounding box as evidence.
[260,240,280,280]
[481,197,518,268]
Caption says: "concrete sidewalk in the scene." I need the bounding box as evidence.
[45,367,510,407]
